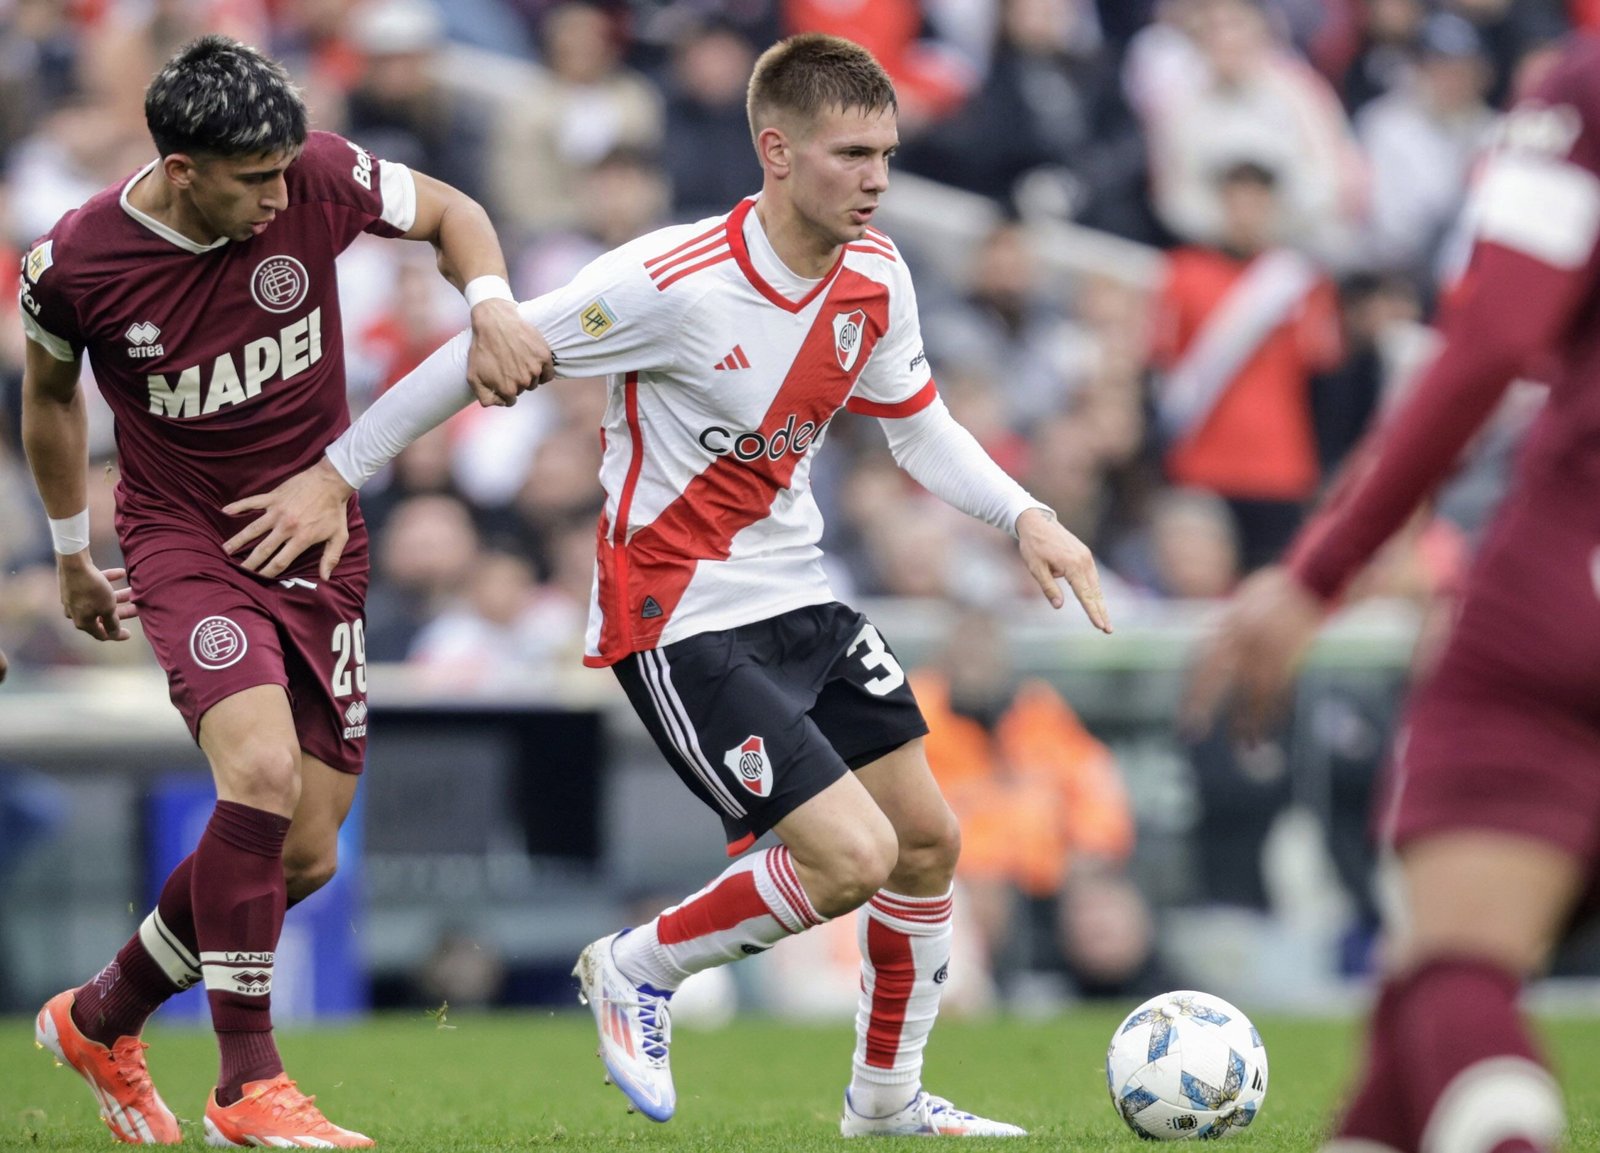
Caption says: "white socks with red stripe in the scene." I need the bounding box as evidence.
[849,887,955,1117]
[611,845,825,990]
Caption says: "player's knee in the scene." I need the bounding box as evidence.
[215,742,301,815]
[283,843,338,901]
[1399,926,1550,977]
[892,806,961,887]
[811,822,898,917]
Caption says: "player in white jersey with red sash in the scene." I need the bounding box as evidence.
[230,34,1111,1136]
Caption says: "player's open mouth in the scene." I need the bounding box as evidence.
[250,217,274,234]
[850,207,875,224]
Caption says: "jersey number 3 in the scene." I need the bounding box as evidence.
[849,623,905,697]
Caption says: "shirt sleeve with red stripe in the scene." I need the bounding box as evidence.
[846,249,935,416]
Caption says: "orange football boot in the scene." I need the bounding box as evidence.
[203,1073,374,1147]
[34,990,182,1144]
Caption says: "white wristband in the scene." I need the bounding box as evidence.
[49,509,91,555]
[463,275,514,310]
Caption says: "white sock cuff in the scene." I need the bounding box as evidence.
[867,887,954,936]
[761,846,826,933]
[199,951,275,998]
[852,1064,922,1088]
[138,911,201,988]
[1419,1056,1564,1153]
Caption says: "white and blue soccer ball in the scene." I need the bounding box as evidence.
[1106,990,1268,1140]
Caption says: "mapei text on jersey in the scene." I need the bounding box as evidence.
[146,307,324,418]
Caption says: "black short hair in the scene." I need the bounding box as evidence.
[145,35,308,158]
[746,34,897,145]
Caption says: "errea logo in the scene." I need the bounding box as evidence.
[343,698,368,740]
[126,321,164,359]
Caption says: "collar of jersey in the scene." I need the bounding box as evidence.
[727,197,843,314]
[120,160,231,255]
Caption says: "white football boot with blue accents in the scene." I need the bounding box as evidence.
[841,1089,1028,1137]
[573,932,676,1122]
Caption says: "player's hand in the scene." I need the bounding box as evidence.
[57,554,136,642]
[1182,565,1327,743]
[222,458,355,580]
[466,299,554,408]
[1016,507,1112,633]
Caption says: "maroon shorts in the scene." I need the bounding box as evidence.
[131,547,370,775]
[1380,485,1600,868]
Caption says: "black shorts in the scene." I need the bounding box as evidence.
[613,602,929,854]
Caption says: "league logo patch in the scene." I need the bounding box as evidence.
[250,255,310,314]
[24,240,53,283]
[833,309,866,373]
[580,297,618,340]
[724,734,774,798]
[190,615,248,670]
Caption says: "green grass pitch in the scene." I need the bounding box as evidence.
[5,1008,1599,1150]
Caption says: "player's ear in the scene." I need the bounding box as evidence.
[757,125,792,179]
[162,152,199,190]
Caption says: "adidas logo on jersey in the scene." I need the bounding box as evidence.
[641,596,663,619]
[713,344,750,371]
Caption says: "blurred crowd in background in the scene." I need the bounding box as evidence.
[0,0,1590,1008]
[2,0,1580,677]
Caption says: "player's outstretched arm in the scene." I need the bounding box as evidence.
[876,396,1112,632]
[1184,194,1600,742]
[226,323,477,578]
[405,171,553,407]
[1016,508,1112,632]
[21,340,135,642]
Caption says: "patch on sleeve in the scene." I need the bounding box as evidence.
[579,298,618,340]
[25,240,53,283]
[1472,150,1600,269]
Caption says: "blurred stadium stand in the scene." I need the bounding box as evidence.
[5,0,1600,1014]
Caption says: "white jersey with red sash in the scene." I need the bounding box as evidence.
[512,198,935,666]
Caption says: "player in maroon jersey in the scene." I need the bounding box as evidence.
[1185,33,1600,1153]
[20,35,550,1146]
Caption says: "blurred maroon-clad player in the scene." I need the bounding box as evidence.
[19,35,550,1147]
[1188,33,1600,1153]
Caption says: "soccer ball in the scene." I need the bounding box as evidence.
[1106,990,1267,1140]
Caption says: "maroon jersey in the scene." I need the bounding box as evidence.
[18,130,416,577]
[1290,35,1600,598]
[1282,35,1600,863]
